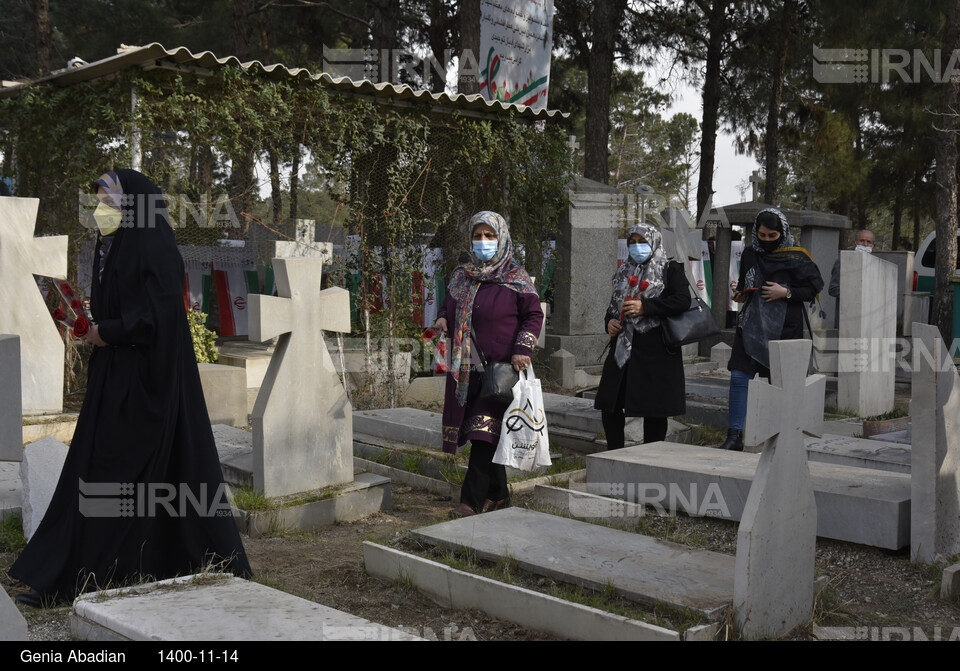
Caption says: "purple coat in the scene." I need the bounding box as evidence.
[439,282,543,453]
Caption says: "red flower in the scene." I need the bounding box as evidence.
[52,308,67,322]
[71,299,84,313]
[72,315,90,338]
[59,283,74,298]
[639,280,650,291]
[422,328,436,341]
[628,276,639,287]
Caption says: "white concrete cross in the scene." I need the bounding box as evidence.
[749,170,762,202]
[248,257,353,497]
[910,323,960,562]
[735,339,826,639]
[567,134,580,157]
[0,197,68,414]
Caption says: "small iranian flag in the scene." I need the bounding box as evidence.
[213,263,259,336]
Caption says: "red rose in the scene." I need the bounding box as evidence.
[72,315,90,338]
[52,308,67,322]
[71,299,84,313]
[60,283,74,298]
[628,276,639,287]
[422,328,436,341]
[639,280,650,291]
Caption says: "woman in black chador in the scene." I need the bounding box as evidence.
[10,169,251,606]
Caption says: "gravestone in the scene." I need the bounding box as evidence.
[710,342,732,368]
[0,198,68,413]
[660,208,704,284]
[0,588,27,641]
[20,437,69,540]
[910,323,960,562]
[873,251,915,335]
[248,257,352,497]
[837,251,897,417]
[736,339,825,639]
[0,335,22,462]
[545,176,625,366]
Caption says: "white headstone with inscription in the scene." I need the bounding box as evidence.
[248,257,352,497]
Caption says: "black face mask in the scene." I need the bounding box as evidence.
[758,238,781,254]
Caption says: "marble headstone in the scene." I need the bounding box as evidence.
[837,251,896,417]
[0,198,68,413]
[0,335,22,462]
[910,323,960,562]
[736,339,825,639]
[248,257,352,497]
[20,437,69,540]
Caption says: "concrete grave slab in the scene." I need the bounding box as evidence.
[413,507,735,618]
[363,541,687,641]
[0,335,22,462]
[197,363,248,427]
[805,433,911,474]
[248,257,352,497]
[19,437,69,540]
[71,574,421,641]
[586,443,910,550]
[0,198,68,414]
[0,461,20,517]
[910,323,960,562]
[0,587,27,641]
[735,339,822,639]
[212,424,254,489]
[354,408,443,448]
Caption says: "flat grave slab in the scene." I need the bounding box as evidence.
[71,575,421,641]
[413,507,734,618]
[587,442,910,549]
[804,433,911,474]
[354,408,443,448]
[212,424,254,489]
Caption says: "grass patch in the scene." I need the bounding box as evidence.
[688,424,726,447]
[439,461,466,485]
[864,406,910,422]
[233,487,273,512]
[0,513,26,554]
[400,453,425,476]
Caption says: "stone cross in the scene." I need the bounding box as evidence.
[0,335,22,462]
[567,134,580,157]
[749,171,762,201]
[804,183,816,210]
[910,323,960,562]
[0,198,68,414]
[735,339,826,639]
[248,257,352,498]
[659,208,705,288]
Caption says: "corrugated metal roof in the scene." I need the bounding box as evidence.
[0,43,565,119]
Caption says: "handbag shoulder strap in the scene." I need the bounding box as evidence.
[470,324,488,367]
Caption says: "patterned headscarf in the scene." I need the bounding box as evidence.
[608,223,669,368]
[91,171,124,211]
[447,211,537,405]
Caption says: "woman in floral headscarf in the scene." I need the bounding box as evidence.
[718,207,823,451]
[594,223,691,449]
[434,211,543,518]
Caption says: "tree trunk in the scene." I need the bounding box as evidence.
[289,147,300,222]
[427,0,450,94]
[458,0,481,95]
[257,2,271,64]
[268,149,284,236]
[233,0,250,60]
[932,3,960,343]
[584,0,627,184]
[33,0,51,75]
[891,175,904,250]
[697,0,726,222]
[762,0,795,206]
[913,168,922,250]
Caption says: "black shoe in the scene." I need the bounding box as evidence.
[15,590,45,608]
[719,429,744,452]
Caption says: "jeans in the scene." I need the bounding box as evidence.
[728,369,756,431]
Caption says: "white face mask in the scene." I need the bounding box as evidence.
[855,244,873,253]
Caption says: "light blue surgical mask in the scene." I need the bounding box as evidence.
[473,240,498,262]
[629,243,652,264]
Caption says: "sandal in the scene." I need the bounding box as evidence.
[448,503,476,519]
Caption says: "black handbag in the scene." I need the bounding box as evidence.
[472,328,519,404]
[662,280,720,348]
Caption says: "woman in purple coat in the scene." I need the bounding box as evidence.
[435,211,543,518]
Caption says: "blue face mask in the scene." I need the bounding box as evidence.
[473,239,498,262]
[629,243,652,264]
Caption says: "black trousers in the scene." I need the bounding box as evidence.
[600,361,668,449]
[459,440,508,511]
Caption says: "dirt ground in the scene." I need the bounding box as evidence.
[4,479,960,641]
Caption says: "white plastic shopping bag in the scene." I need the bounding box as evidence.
[493,365,551,471]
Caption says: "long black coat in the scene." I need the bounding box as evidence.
[594,261,691,418]
[10,170,251,600]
